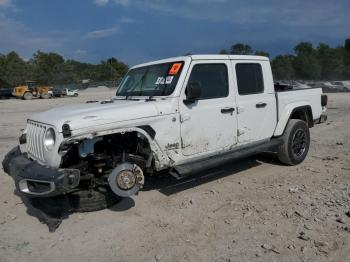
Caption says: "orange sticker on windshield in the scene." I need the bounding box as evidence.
[169,63,182,75]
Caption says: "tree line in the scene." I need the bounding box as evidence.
[1,39,350,89]
[220,39,350,80]
[0,51,129,88]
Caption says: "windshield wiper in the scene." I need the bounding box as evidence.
[113,96,140,101]
[145,95,156,101]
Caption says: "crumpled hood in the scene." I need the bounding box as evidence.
[29,99,160,132]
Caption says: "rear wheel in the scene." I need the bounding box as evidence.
[23,92,33,100]
[277,119,310,165]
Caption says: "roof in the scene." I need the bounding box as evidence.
[131,54,269,69]
[190,54,269,61]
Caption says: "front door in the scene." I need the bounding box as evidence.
[179,61,237,156]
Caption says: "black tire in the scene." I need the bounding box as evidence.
[68,187,121,212]
[23,92,33,100]
[40,93,50,99]
[277,119,310,165]
[29,188,121,216]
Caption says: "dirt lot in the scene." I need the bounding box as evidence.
[0,91,349,262]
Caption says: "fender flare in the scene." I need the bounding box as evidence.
[274,102,313,137]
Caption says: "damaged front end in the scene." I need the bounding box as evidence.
[58,131,151,197]
[2,146,80,197]
[2,121,165,200]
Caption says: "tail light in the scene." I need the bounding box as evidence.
[321,94,327,107]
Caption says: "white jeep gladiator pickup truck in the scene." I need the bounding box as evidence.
[3,55,327,208]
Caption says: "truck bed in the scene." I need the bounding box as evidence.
[277,88,323,121]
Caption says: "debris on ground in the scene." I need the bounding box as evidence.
[336,217,346,224]
[261,243,280,254]
[322,156,339,161]
[298,232,310,241]
[289,187,299,193]
[287,244,296,250]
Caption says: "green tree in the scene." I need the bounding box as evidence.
[344,39,350,78]
[32,51,65,84]
[345,38,350,52]
[293,42,321,79]
[0,51,129,87]
[106,57,128,79]
[219,49,229,54]
[0,53,12,89]
[0,54,5,87]
[294,42,313,56]
[255,51,270,57]
[271,55,296,80]
[230,43,253,55]
[316,43,344,80]
[51,63,79,84]
[1,51,30,86]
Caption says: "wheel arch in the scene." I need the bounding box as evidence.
[61,126,170,171]
[274,103,313,137]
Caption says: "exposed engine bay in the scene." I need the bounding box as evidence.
[60,132,153,197]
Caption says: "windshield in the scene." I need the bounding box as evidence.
[116,61,184,97]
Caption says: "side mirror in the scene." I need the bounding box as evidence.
[184,82,201,105]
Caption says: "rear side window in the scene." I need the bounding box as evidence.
[236,63,264,95]
[188,64,228,99]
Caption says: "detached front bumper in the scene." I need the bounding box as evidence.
[315,114,327,124]
[2,146,80,198]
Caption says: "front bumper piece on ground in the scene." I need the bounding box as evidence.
[315,114,327,124]
[2,146,80,198]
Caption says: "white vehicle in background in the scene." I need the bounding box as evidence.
[47,90,54,97]
[65,88,79,97]
[2,55,327,210]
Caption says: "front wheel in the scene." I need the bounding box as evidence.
[23,92,33,100]
[277,119,310,165]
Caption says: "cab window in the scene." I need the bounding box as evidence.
[188,64,228,99]
[236,63,264,95]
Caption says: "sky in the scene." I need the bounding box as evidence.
[0,0,349,66]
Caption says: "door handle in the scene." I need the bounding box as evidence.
[256,102,267,108]
[221,107,235,114]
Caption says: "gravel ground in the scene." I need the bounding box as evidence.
[0,91,349,262]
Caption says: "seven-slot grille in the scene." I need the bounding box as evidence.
[27,120,48,162]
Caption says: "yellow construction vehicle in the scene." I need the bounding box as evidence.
[12,81,52,100]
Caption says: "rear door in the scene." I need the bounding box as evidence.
[179,60,237,156]
[232,61,277,144]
